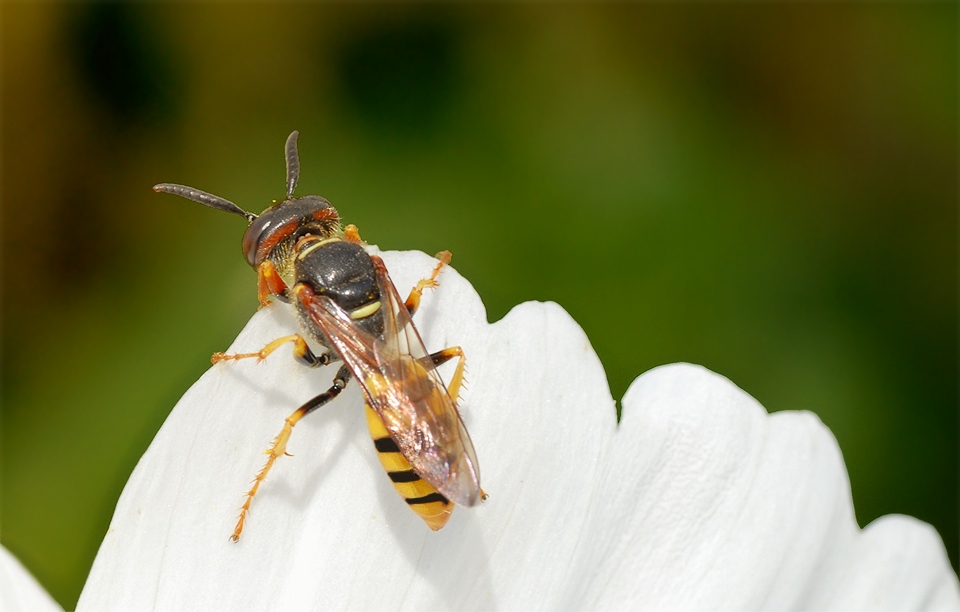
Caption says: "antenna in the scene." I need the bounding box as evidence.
[153,183,257,222]
[285,130,300,199]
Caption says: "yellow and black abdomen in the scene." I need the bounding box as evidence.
[365,405,453,530]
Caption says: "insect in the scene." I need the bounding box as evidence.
[154,131,482,541]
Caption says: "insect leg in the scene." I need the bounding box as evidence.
[422,347,487,502]
[212,334,334,368]
[404,250,452,315]
[424,346,467,405]
[257,259,290,306]
[232,365,352,542]
[343,223,363,244]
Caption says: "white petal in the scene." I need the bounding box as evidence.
[571,364,960,610]
[1,545,63,612]
[78,250,616,611]
[821,515,960,610]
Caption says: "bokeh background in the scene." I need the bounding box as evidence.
[2,3,957,608]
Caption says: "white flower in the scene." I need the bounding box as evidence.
[14,249,954,610]
[1,546,63,612]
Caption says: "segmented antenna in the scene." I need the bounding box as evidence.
[285,130,300,199]
[153,183,257,222]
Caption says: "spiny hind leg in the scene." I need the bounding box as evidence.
[231,365,352,542]
[405,251,452,315]
[425,346,467,405]
[212,334,334,368]
[424,346,488,502]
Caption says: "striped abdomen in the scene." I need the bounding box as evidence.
[365,404,453,530]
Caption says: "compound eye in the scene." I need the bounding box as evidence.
[242,215,270,267]
[242,207,302,267]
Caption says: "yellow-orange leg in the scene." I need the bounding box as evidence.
[427,346,467,406]
[426,345,487,502]
[212,334,331,368]
[344,223,363,244]
[257,259,289,306]
[405,251,452,315]
[231,364,352,542]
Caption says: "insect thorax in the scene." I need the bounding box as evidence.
[293,239,385,346]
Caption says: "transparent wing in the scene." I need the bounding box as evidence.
[298,255,481,507]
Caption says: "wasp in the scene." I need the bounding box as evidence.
[154,131,482,541]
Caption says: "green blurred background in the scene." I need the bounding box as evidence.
[2,3,956,608]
